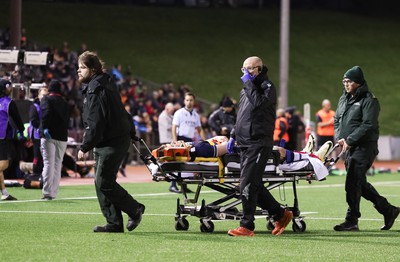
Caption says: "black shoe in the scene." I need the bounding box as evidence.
[169,186,181,193]
[381,206,400,230]
[333,221,359,231]
[126,203,145,232]
[1,194,17,201]
[41,196,53,201]
[93,224,124,233]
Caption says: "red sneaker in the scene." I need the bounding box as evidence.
[228,226,255,237]
[272,209,293,236]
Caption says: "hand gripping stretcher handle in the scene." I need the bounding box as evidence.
[325,143,345,168]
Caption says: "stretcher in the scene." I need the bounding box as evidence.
[134,139,339,233]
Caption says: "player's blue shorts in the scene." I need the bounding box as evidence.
[190,141,217,158]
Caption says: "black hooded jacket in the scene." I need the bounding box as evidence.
[80,73,135,153]
[232,66,277,147]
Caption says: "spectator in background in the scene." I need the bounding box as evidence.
[208,96,236,138]
[170,92,205,193]
[119,104,135,178]
[111,64,124,87]
[39,80,69,200]
[273,108,289,146]
[28,85,48,179]
[172,92,205,143]
[315,99,335,149]
[158,103,177,193]
[0,79,24,201]
[285,106,305,151]
[158,102,175,144]
[200,114,213,139]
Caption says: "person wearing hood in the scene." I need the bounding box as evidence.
[77,51,145,233]
[333,65,400,231]
[0,79,24,201]
[227,56,293,237]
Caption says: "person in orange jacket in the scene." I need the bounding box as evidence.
[315,99,335,149]
[273,108,289,146]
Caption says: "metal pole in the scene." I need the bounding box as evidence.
[279,0,290,109]
[10,0,22,49]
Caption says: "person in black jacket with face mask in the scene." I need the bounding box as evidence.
[227,56,293,237]
[77,51,144,233]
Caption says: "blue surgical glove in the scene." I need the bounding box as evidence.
[17,131,26,141]
[240,68,256,83]
[227,138,236,154]
[43,129,52,140]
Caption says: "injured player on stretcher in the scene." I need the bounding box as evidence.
[150,135,333,181]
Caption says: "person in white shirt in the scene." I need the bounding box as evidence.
[170,92,205,193]
[158,103,175,144]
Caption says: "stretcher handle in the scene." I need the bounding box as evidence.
[327,143,344,165]
[131,138,158,165]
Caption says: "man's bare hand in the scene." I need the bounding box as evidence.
[78,150,86,161]
[337,138,351,153]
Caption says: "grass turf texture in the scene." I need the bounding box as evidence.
[2,2,400,135]
[1,173,400,261]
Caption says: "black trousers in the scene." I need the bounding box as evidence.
[32,138,43,175]
[239,145,282,231]
[344,143,391,223]
[93,135,140,227]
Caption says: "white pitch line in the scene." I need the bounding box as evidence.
[0,210,174,216]
[0,209,387,223]
[2,180,400,205]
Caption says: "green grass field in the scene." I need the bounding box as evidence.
[2,173,400,261]
[2,2,400,135]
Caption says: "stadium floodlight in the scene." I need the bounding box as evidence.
[0,50,20,63]
[24,51,49,65]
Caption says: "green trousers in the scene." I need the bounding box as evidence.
[93,135,140,226]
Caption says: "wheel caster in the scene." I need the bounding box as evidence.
[292,218,306,232]
[175,217,189,231]
[200,219,214,233]
[266,220,275,231]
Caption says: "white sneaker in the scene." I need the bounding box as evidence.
[315,141,334,161]
[302,134,315,153]
[148,163,159,176]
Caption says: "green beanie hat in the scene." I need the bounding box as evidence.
[344,66,365,84]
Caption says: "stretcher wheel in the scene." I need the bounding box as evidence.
[266,220,275,231]
[200,220,214,233]
[175,217,189,231]
[292,219,306,232]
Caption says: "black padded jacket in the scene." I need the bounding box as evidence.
[80,73,135,153]
[232,66,277,148]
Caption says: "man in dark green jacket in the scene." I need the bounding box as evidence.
[333,65,399,231]
[77,51,144,233]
